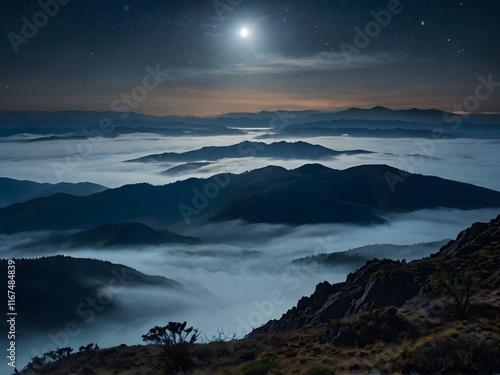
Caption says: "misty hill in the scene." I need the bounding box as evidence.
[1,164,500,233]
[0,177,107,208]
[293,240,449,270]
[125,141,372,163]
[0,255,182,334]
[0,125,244,139]
[16,222,201,251]
[162,162,213,176]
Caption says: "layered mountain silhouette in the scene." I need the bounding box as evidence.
[259,127,463,139]
[2,108,499,133]
[125,141,372,163]
[15,222,201,251]
[1,164,500,233]
[220,106,500,125]
[293,240,449,271]
[0,256,181,334]
[161,162,213,176]
[0,177,107,208]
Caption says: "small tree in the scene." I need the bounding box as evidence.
[79,343,99,359]
[142,321,199,374]
[430,269,473,320]
[26,347,72,374]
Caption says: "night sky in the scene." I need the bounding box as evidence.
[1,0,499,115]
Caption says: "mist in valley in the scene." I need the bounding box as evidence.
[2,131,500,369]
[1,134,500,191]
[3,206,499,367]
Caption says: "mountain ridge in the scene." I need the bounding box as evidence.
[0,177,107,208]
[125,141,373,163]
[1,164,499,233]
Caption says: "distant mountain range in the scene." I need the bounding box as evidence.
[0,256,181,334]
[126,141,373,164]
[258,126,461,139]
[0,177,107,208]
[0,125,244,139]
[1,107,498,134]
[15,222,201,251]
[162,162,213,176]
[1,164,499,233]
[293,240,450,271]
[219,106,500,125]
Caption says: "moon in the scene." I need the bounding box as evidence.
[240,28,249,38]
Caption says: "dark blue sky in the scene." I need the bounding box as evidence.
[1,0,499,115]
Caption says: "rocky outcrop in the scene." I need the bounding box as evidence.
[437,214,500,257]
[320,307,420,347]
[254,214,500,335]
[255,258,422,333]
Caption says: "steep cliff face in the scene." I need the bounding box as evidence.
[255,215,500,335]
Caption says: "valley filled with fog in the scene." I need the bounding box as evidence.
[1,117,500,367]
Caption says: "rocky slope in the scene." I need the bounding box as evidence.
[255,215,500,335]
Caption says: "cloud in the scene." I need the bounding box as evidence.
[171,52,401,78]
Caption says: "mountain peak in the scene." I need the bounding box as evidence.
[294,163,333,175]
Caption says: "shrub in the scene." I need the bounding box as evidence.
[142,321,199,374]
[26,347,73,374]
[429,269,473,320]
[79,343,99,359]
[403,333,500,374]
